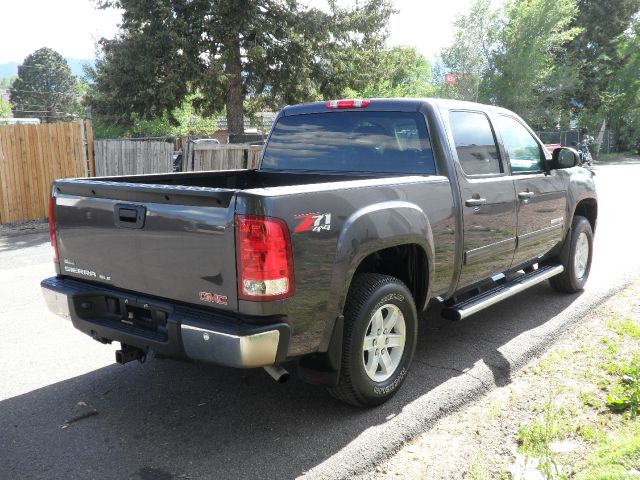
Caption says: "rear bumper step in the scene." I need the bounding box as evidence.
[41,276,290,368]
[442,264,564,321]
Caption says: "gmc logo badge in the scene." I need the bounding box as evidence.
[199,291,228,306]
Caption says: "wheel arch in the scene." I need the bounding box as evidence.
[329,200,433,321]
[350,244,429,313]
[573,197,597,233]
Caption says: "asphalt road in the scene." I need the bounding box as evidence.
[1,162,639,480]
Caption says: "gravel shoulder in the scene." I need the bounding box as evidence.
[0,218,48,237]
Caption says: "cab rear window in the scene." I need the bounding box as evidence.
[261,111,436,174]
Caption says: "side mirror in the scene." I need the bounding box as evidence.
[551,147,579,169]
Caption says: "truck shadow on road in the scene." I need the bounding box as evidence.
[0,284,582,480]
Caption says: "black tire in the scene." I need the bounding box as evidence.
[328,274,417,407]
[549,216,593,293]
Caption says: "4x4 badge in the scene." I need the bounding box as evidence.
[295,212,331,233]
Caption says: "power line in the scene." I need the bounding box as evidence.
[9,63,93,71]
[12,109,77,114]
[5,88,80,97]
[7,88,82,97]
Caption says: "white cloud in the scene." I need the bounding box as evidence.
[387,0,473,58]
[0,0,122,63]
[0,0,503,64]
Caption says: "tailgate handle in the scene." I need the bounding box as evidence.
[114,204,146,229]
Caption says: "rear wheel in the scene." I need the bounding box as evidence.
[549,216,593,293]
[328,274,417,407]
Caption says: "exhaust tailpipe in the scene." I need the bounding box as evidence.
[115,344,147,364]
[263,365,290,383]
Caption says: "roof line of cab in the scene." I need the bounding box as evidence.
[280,98,510,116]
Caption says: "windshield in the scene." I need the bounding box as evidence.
[261,111,436,174]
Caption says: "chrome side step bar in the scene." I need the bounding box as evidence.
[442,264,564,321]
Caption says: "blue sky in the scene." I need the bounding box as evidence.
[0,0,500,64]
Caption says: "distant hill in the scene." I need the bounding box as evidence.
[0,57,95,80]
[0,62,18,78]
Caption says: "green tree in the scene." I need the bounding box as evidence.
[342,46,435,98]
[0,98,11,118]
[484,0,581,128]
[90,0,394,136]
[0,77,16,89]
[563,0,640,112]
[9,48,80,123]
[596,18,640,150]
[439,0,501,102]
[92,93,223,138]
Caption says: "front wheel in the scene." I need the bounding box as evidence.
[549,216,593,293]
[328,274,417,407]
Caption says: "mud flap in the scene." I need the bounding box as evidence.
[297,315,344,386]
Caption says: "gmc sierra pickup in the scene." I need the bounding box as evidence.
[42,98,597,406]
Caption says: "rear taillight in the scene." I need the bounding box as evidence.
[49,197,58,263]
[326,99,370,109]
[235,215,294,301]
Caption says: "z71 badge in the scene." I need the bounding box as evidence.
[295,212,332,233]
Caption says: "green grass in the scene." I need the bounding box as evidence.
[511,286,640,479]
[467,452,492,480]
[580,390,603,410]
[538,349,571,373]
[517,394,570,479]
[608,317,640,340]
[606,355,640,417]
[517,402,574,456]
[575,422,640,480]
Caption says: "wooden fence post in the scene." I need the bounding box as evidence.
[85,119,95,177]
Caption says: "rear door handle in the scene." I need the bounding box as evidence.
[465,198,487,207]
[518,191,535,200]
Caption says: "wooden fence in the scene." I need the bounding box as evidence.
[0,126,264,224]
[0,122,87,224]
[182,143,263,172]
[94,140,173,176]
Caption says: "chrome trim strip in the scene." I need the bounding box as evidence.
[464,237,517,265]
[517,223,564,248]
[456,265,564,319]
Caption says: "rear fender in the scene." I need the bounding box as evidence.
[319,201,434,351]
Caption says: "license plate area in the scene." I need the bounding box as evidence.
[73,294,170,342]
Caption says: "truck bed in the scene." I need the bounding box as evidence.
[51,169,378,314]
[89,169,371,189]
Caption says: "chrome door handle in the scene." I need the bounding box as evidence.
[518,191,535,199]
[465,198,487,207]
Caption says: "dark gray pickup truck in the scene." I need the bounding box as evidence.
[42,98,597,406]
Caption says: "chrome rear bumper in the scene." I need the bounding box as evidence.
[41,276,289,368]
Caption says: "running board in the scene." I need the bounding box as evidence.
[442,264,564,321]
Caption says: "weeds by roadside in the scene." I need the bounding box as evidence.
[606,355,640,417]
[510,284,640,479]
[364,282,640,480]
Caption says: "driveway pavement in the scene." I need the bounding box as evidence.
[1,163,639,480]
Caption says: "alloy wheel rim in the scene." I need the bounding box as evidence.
[574,232,589,279]
[362,304,406,382]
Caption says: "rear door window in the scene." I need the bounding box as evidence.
[261,111,436,174]
[449,111,502,176]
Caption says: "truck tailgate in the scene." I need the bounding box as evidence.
[53,179,238,312]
